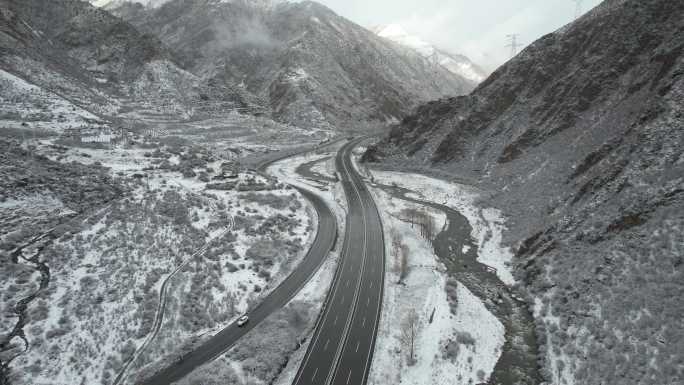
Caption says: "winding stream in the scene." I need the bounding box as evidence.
[372,181,542,384]
[0,232,55,385]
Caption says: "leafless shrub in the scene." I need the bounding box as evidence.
[399,309,420,365]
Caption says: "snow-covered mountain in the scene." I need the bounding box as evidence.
[91,0,169,9]
[110,0,476,130]
[365,1,683,384]
[0,0,269,122]
[372,24,488,84]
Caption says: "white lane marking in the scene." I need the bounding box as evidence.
[346,280,350,288]
[324,339,330,351]
[355,341,360,353]
[290,144,358,385]
[370,281,373,289]
[328,141,371,385]
[346,370,353,384]
[367,297,370,306]
[334,315,338,325]
[362,317,366,327]
[312,367,319,381]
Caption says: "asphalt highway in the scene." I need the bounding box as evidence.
[140,137,385,385]
[292,138,385,385]
[139,160,338,385]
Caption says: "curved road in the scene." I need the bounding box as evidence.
[139,150,339,385]
[292,138,386,385]
[113,224,233,385]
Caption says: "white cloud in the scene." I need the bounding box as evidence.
[316,0,604,72]
[89,0,605,72]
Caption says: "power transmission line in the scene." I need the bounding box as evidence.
[506,34,521,58]
[573,0,584,19]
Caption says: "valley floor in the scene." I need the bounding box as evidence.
[0,121,329,385]
[356,158,540,384]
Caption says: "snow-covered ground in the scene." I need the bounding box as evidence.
[0,69,104,132]
[268,251,339,385]
[4,138,318,385]
[268,150,347,233]
[367,187,504,385]
[157,146,346,385]
[308,154,337,180]
[368,170,516,286]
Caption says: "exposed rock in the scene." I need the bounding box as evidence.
[366,1,684,383]
[110,0,475,130]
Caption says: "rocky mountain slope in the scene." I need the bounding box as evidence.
[364,0,684,384]
[0,0,276,123]
[110,0,475,130]
[0,0,178,117]
[372,24,488,84]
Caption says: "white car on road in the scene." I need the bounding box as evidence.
[237,315,249,327]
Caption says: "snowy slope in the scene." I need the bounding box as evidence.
[0,69,105,131]
[92,0,171,9]
[366,1,684,384]
[111,0,475,131]
[373,24,487,84]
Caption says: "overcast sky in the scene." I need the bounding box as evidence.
[314,0,604,72]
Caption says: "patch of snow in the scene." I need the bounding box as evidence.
[368,187,504,385]
[368,170,516,286]
[371,24,487,83]
[0,69,104,132]
[534,297,577,385]
[285,68,309,83]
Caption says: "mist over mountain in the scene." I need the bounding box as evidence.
[0,0,270,121]
[365,0,684,383]
[372,24,488,84]
[3,1,681,385]
[109,0,475,130]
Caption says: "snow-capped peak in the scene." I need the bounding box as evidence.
[372,23,487,84]
[93,0,289,9]
[91,0,171,9]
[373,24,435,57]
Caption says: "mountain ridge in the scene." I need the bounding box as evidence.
[109,0,476,130]
[372,23,488,83]
[364,0,684,383]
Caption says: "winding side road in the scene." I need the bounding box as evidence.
[112,223,234,385]
[139,146,339,385]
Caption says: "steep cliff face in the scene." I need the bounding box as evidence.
[365,1,684,383]
[111,0,474,130]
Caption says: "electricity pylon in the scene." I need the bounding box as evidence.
[573,0,584,19]
[506,34,521,58]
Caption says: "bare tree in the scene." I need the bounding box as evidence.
[399,243,409,283]
[392,232,410,284]
[402,208,436,242]
[392,233,402,274]
[399,309,420,365]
